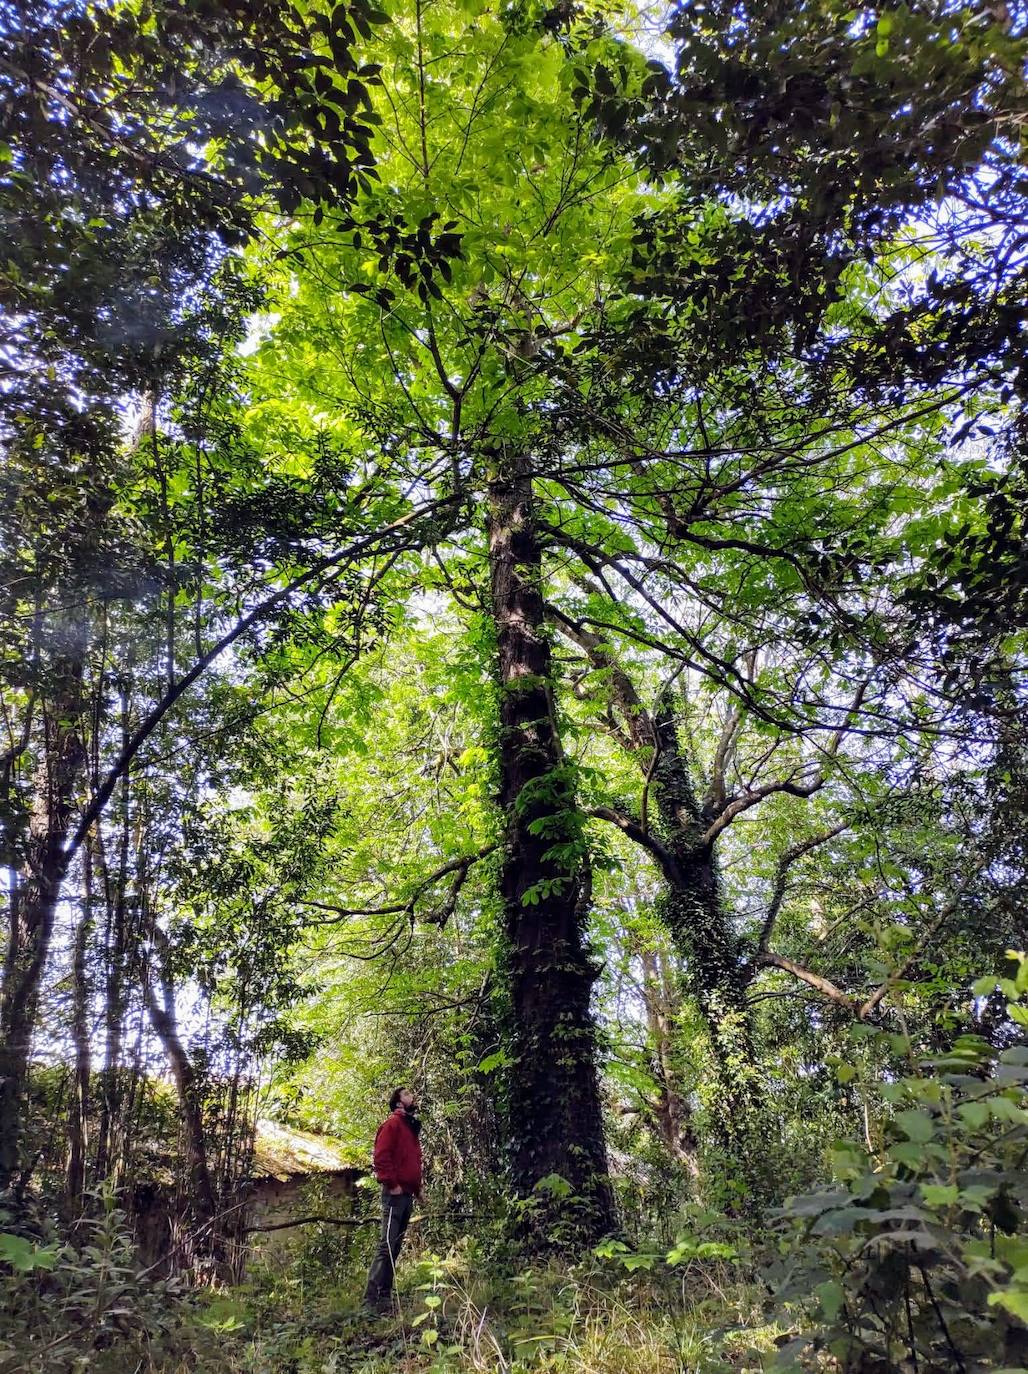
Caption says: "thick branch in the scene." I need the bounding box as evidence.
[753,952,858,1011]
[586,807,683,885]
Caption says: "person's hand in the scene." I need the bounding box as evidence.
[389,1185,403,1195]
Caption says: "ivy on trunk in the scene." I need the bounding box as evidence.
[487,452,613,1242]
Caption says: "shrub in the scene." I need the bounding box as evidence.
[765,955,1028,1371]
[0,1190,213,1373]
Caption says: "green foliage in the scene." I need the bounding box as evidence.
[0,1231,60,1274]
[765,964,1028,1371]
[5,0,1028,1337]
[0,1192,216,1373]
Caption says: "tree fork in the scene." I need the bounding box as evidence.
[555,610,771,1205]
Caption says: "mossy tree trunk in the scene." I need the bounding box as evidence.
[486,454,614,1243]
[649,700,769,1207]
[551,611,770,1204]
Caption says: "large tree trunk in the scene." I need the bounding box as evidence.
[552,610,770,1203]
[0,656,85,1190]
[486,455,613,1243]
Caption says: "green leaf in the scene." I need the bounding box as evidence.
[988,1288,1028,1324]
[920,1183,959,1207]
[894,1110,935,1143]
[816,1279,845,1321]
[958,1101,990,1130]
[1015,954,1028,995]
[533,1173,572,1199]
[476,1050,511,1075]
[0,1233,61,1273]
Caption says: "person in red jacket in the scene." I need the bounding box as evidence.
[362,1087,423,1311]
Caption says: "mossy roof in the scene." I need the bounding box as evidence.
[252,1118,362,1180]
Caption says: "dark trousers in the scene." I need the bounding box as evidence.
[363,1189,414,1306]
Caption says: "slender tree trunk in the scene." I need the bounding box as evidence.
[486,454,613,1242]
[94,817,129,1178]
[0,656,85,1190]
[143,950,217,1227]
[638,948,699,1179]
[95,680,134,1182]
[67,849,94,1202]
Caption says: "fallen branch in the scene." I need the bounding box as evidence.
[245,1210,499,1234]
[246,1214,376,1233]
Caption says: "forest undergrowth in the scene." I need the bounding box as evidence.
[207,1241,776,1374]
[0,1208,791,1374]
[4,966,1026,1373]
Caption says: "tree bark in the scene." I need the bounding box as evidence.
[0,655,85,1189]
[66,849,94,1202]
[143,939,217,1227]
[638,947,700,1179]
[644,698,770,1205]
[552,609,770,1203]
[486,454,613,1242]
[94,735,132,1182]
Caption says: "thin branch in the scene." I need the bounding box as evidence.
[753,821,850,960]
[755,871,977,1020]
[858,881,972,1020]
[547,602,655,752]
[703,704,742,819]
[246,1213,374,1234]
[300,843,498,927]
[701,771,826,847]
[65,494,458,864]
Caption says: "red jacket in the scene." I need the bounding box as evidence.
[373,1110,422,1194]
